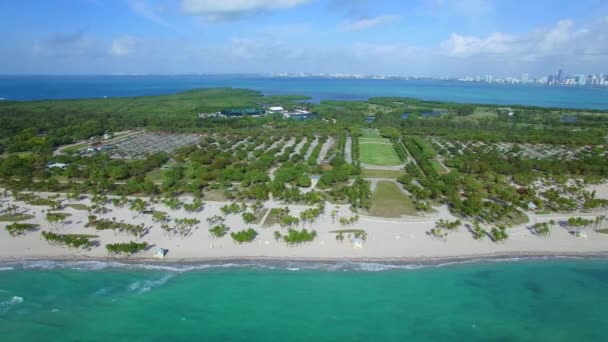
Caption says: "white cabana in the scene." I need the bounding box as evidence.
[153,248,167,259]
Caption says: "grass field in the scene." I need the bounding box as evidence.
[359,130,402,166]
[369,181,417,218]
[361,169,406,179]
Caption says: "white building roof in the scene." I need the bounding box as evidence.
[268,106,284,111]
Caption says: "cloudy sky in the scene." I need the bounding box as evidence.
[1,0,607,77]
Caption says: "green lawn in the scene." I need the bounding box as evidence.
[359,141,402,166]
[361,169,405,179]
[369,181,417,218]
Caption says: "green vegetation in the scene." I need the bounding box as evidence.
[0,213,34,222]
[42,231,97,249]
[46,212,71,228]
[209,224,230,238]
[280,228,317,245]
[4,222,39,236]
[66,203,89,211]
[230,228,258,243]
[86,219,145,237]
[330,229,367,243]
[106,241,149,255]
[369,181,417,217]
[428,219,462,239]
[490,225,509,242]
[531,222,552,236]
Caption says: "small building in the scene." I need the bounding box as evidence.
[401,113,410,119]
[268,106,285,113]
[153,248,167,259]
[48,163,67,169]
[352,238,363,249]
[103,133,114,140]
[527,202,538,210]
[364,116,376,123]
[283,108,315,120]
[561,116,578,123]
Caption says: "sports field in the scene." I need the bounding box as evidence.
[369,181,418,217]
[359,130,402,166]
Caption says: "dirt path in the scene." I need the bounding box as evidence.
[317,137,334,164]
[304,137,319,160]
[344,134,353,163]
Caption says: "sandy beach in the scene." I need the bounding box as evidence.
[1,189,608,263]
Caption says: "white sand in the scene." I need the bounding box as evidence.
[1,189,608,262]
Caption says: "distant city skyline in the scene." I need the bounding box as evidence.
[1,0,607,75]
[264,69,608,87]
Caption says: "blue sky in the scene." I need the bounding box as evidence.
[1,0,607,76]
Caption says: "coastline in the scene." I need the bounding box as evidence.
[2,189,608,267]
[2,251,608,268]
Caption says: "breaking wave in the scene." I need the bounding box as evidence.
[126,274,174,294]
[0,255,599,274]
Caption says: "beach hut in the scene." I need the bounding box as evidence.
[352,238,363,249]
[153,248,167,259]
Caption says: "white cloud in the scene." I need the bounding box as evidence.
[440,32,513,57]
[110,36,139,57]
[439,18,608,65]
[339,15,400,32]
[129,0,172,28]
[181,0,311,21]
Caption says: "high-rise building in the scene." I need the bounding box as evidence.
[556,69,563,83]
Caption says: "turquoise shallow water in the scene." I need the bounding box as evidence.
[1,258,607,341]
[1,75,608,109]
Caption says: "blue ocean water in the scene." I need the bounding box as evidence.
[1,258,607,341]
[1,75,608,109]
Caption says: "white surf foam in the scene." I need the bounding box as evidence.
[0,296,23,314]
[127,274,174,294]
[1,255,594,274]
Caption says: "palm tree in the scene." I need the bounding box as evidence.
[331,209,337,224]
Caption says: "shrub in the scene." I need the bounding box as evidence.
[231,228,258,243]
[281,228,317,245]
[241,212,257,224]
[42,231,96,249]
[209,224,229,238]
[106,241,149,255]
[5,223,39,236]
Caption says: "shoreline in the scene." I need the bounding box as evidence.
[3,189,608,268]
[2,251,608,268]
